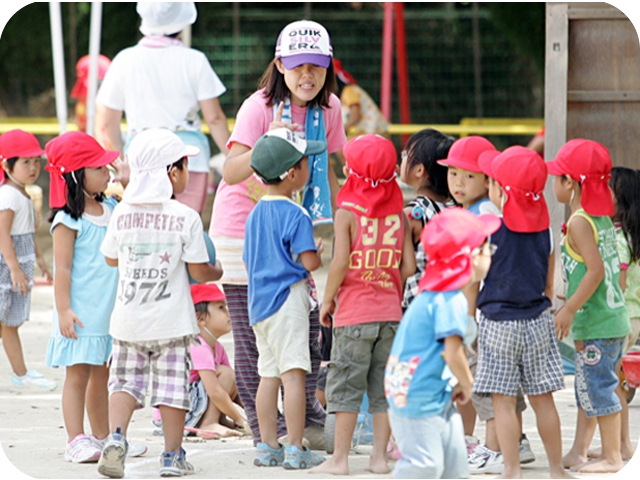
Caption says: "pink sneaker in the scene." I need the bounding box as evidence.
[65,434,101,463]
[465,435,480,456]
[387,438,403,460]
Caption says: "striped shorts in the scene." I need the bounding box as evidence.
[474,310,565,397]
[108,336,193,411]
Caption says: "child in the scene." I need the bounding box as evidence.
[399,128,455,309]
[310,134,415,476]
[549,139,631,474]
[438,136,530,473]
[0,129,55,390]
[243,128,326,469]
[185,282,250,438]
[209,19,346,447]
[98,128,223,478]
[475,146,569,479]
[44,132,131,463]
[385,207,501,479]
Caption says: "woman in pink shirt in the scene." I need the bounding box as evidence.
[208,20,347,448]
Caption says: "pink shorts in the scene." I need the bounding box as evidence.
[174,171,208,213]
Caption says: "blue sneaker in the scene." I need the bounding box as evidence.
[253,442,284,467]
[159,448,194,477]
[97,428,127,478]
[283,445,325,470]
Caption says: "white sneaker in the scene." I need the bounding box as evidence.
[65,434,101,463]
[468,444,505,474]
[92,435,148,457]
[519,434,536,464]
[11,369,57,390]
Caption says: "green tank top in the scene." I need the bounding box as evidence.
[560,209,630,341]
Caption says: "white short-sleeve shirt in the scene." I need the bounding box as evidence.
[0,185,36,235]
[101,199,209,342]
[96,43,226,135]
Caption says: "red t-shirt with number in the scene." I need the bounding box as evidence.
[334,212,405,327]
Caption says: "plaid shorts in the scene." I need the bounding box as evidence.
[108,336,193,411]
[474,310,565,397]
[0,260,34,327]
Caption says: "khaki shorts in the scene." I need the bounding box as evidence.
[326,321,398,414]
[252,280,311,378]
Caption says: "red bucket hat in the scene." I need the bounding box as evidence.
[190,283,226,305]
[0,129,45,184]
[337,134,403,218]
[45,132,119,208]
[419,208,501,292]
[546,139,613,216]
[437,136,496,172]
[70,54,112,100]
[478,146,550,233]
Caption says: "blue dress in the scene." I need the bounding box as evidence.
[46,197,118,367]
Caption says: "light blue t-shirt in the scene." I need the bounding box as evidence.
[46,196,119,367]
[467,197,500,216]
[243,195,317,326]
[385,289,467,418]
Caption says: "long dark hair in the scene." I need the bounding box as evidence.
[47,168,105,222]
[258,59,335,109]
[610,166,640,263]
[404,129,455,199]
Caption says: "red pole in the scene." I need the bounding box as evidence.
[394,2,410,146]
[380,2,394,122]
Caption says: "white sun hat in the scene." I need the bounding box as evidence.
[123,128,199,204]
[137,2,197,36]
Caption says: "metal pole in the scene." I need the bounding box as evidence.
[86,1,103,137]
[472,2,484,121]
[380,2,394,122]
[233,2,240,109]
[394,2,410,146]
[49,1,68,134]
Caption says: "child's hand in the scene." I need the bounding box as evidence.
[554,305,574,341]
[319,300,335,328]
[451,383,472,405]
[10,267,30,295]
[59,309,84,340]
[110,157,130,185]
[269,103,300,132]
[36,256,52,282]
[236,419,252,437]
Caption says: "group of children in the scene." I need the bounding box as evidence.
[1,14,639,480]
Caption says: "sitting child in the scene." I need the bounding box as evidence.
[186,283,250,439]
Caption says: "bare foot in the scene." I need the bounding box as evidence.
[309,457,349,475]
[198,423,242,438]
[562,451,588,469]
[588,446,635,461]
[570,458,625,474]
[365,456,390,475]
[551,467,576,479]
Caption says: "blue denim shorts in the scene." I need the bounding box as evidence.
[574,337,625,418]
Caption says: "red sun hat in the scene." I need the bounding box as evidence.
[546,139,613,216]
[0,129,45,184]
[479,146,550,233]
[337,134,403,218]
[70,54,112,100]
[419,208,502,293]
[437,135,496,172]
[45,132,119,208]
[190,283,226,305]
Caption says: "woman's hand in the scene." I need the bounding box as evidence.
[58,308,84,340]
[269,103,300,132]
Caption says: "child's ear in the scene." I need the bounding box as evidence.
[274,59,285,74]
[342,165,349,177]
[414,164,425,179]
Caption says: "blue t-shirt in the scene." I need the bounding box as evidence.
[243,195,317,325]
[385,290,467,418]
[477,222,552,320]
[468,197,500,216]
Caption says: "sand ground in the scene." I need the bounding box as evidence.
[1,188,639,479]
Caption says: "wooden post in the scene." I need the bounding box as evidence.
[394,2,411,146]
